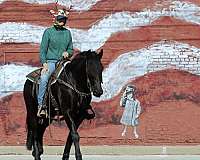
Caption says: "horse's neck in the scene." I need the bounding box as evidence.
[61,59,90,92]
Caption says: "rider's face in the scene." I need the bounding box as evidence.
[57,21,65,26]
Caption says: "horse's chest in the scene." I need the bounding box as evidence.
[77,96,90,107]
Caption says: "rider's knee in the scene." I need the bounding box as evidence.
[40,73,50,84]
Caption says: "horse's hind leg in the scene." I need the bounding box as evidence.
[37,123,48,155]
[31,128,41,160]
[26,110,41,160]
[26,118,41,160]
[32,120,49,159]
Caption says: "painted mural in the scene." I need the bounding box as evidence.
[0,0,200,145]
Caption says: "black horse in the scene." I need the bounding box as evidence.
[23,49,103,160]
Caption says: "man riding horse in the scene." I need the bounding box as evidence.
[37,9,73,117]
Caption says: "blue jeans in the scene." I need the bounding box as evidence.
[37,60,57,106]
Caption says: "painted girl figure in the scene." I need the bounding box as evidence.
[120,84,142,138]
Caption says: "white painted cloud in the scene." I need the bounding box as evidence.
[0,64,37,97]
[0,0,101,11]
[1,41,200,101]
[0,22,45,43]
[0,1,200,50]
[93,40,200,101]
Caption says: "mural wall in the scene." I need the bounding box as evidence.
[0,0,200,145]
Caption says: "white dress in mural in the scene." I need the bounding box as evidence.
[120,97,141,126]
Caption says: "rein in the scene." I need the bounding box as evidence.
[56,79,91,96]
[57,57,92,97]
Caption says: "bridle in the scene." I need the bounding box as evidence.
[85,58,93,93]
[56,57,94,97]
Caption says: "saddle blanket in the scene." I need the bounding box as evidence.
[26,61,70,84]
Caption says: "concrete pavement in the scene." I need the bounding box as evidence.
[1,145,200,155]
[1,155,200,160]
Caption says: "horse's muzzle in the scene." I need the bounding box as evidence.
[93,89,103,97]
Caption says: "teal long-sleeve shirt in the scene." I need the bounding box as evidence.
[40,26,73,64]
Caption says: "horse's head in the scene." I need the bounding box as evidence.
[85,49,104,97]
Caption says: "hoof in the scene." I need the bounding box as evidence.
[32,150,43,158]
[32,150,35,157]
[76,154,82,160]
[62,153,69,160]
[32,152,41,160]
[38,147,43,155]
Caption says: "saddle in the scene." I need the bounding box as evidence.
[26,60,69,85]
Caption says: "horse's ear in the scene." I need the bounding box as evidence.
[97,49,103,59]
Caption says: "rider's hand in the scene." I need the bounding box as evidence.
[63,51,69,59]
[41,63,48,74]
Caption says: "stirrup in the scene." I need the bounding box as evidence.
[37,106,48,118]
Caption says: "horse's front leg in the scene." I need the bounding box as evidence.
[64,110,82,160]
[32,138,41,160]
[63,116,84,160]
[62,132,72,160]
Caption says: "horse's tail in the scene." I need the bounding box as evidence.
[26,116,33,150]
[23,80,35,151]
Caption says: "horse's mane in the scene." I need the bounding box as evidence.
[70,50,98,64]
[73,50,96,59]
